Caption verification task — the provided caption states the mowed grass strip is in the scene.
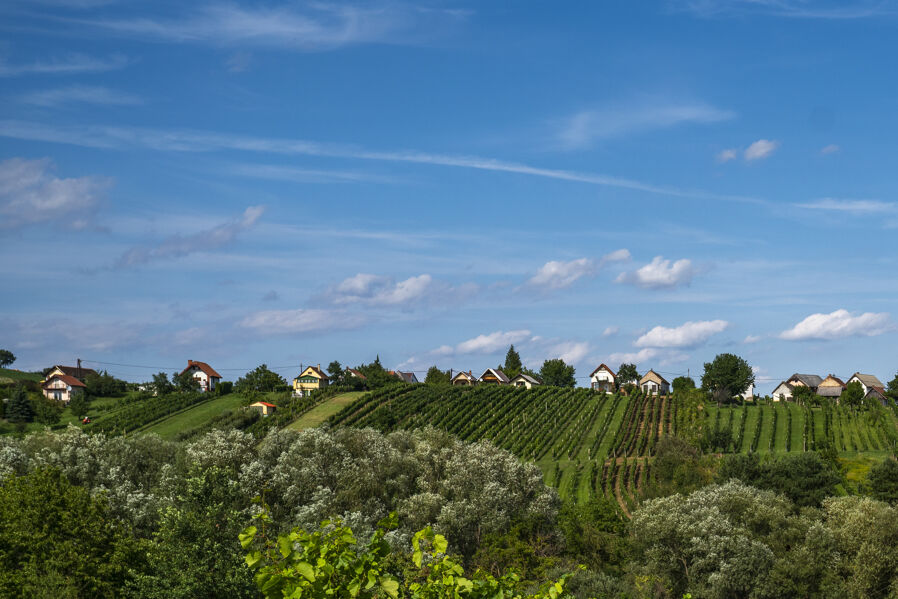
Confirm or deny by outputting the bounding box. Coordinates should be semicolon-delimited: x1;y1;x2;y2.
773;404;789;452
287;392;366;431
788;403;804;452
142;393;246;439
757;405;774;454
740;405;759;452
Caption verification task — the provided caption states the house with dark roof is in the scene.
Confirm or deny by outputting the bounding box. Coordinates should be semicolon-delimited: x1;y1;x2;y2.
293;365;329;397
589;364;616;393
478;368;510;385
180;360;222;392
450;371;476;386
639;370;670;395
42;373;86;403
394;371;419;384
771;373;823;401
847;373;885;396
45;364;98;382
510;373;541;389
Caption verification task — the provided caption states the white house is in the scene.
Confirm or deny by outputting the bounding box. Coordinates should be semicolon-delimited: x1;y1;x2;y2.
771;373;823;401
450;371;476;386
740;383;755;401
180;360;222;392
41;373;86;403
478;368;510;385
639;370;670;396
847;372;885;395
509;373;541;389
589;364;616;393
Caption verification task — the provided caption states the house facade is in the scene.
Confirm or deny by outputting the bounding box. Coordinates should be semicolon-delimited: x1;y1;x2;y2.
41;373;85;403
249;401;277;416
771;373;823;401
451;371;476;386
180;360;222;392
816;375;846;399
847;373;885;396
293;365;329;397
639;370;670;395
589;364;616;393
478;368;510;385
510;373;540;389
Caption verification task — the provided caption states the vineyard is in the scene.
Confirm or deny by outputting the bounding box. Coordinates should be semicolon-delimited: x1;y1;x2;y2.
328;385;898;515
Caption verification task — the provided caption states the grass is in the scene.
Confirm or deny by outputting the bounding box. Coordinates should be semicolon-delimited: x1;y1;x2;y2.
0;368;43;383
141;393;246;439
286;392;366;431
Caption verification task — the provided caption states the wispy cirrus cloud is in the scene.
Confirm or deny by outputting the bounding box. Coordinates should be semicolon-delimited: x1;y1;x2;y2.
635;319;729;348
615;256;697;289
322;273;477;308
433;330;533;357
820;144;840;155
0;53;128;77
0;120;763;204
557;99;734;149
116;205;264;267
779;309;892;341
69;3;468;50
0;157;109;230
676;0;894;19
239;308;366;335
19;85;142;107
797;198;897;215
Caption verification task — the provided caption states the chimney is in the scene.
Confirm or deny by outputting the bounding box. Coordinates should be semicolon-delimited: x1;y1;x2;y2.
317;364;321;371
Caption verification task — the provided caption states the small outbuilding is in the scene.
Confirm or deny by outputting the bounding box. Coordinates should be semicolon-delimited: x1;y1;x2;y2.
509;373;541;389
249;401;277;417
639;370;670;396
450;371;476;386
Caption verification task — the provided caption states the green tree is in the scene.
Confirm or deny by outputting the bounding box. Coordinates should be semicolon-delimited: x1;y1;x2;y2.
326;360;347;386
503;345;523;379
0;467;137;597
701;353;754;402
151;372;173;395
616;363;638;388
840;381;865;409
868;458;898;503
5;384;34;423
33;395;64;425
717;451;841;508
357;357;397;389
791;385;817;406
888;371;898;400
672;376;695;394
235;364;286;394
68;392;91;420
173;370;201;393
539;359;575;387
424;366;451;385
0;350;15;368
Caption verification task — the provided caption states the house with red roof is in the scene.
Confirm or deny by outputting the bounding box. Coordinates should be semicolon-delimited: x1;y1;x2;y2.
180;360;222;392
42;373;86;403
249;401;277;417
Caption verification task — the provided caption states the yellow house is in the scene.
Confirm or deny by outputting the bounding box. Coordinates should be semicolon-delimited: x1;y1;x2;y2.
293;365;329;397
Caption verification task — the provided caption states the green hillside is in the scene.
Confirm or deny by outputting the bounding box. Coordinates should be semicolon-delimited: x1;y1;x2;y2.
0;368;43;384
141;393;246;439
327;385;898;513
286;392;365;431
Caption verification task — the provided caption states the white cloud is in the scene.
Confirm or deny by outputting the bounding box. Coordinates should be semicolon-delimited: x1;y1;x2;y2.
820;144;840;155
615;256;696;289
779;309;892;341
0;120;763;205
547;341;591;364
716;148;738;163
116;205;264;267
602;326;619;337
240;308;364;335
607;347;660;365
327;273;476;308
558;100;734;149
797;198;896;215
0;157;109;229
743;334;761;344
20;85;142;107
436;330;532;356
0;53;128;77
527;258;596;290
599;248;631;266
744;139;779;161
635;320;729;348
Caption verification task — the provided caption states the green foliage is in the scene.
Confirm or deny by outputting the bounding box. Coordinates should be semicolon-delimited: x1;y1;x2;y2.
557;498;627;571
0;350;15;368
357;357;401;390
424;366;451;385
327;360;344;380
6;384;33;423
151;372;174;395
83;371;127;397
173;370;201;393
840;381;865;409
33;394;64;425
217;380;234;395
717;451;842;507
790;385;817;406
0;468;136;597
701;353;754;398
67;392;91;420
236;364;287;394
504;345;523;379
242;511;572;599
888;371;898;400
616;363;638;387
867;458;898;503
645;435;712;498
539;359;575;388
671;376;695;394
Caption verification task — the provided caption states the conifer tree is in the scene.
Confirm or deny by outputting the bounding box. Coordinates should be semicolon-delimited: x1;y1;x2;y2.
6;384;34;423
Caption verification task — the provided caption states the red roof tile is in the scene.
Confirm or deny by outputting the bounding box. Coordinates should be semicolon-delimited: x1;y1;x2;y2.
42;374;86;388
181;360;222;379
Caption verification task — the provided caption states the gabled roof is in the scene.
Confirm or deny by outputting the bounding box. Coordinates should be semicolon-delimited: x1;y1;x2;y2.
816;386;843;397
478;368;510;383
510;373;541;385
787;373;823;388
250;401;277;408
589;363;616;378
395;371;418;384
639;369;669;386
849;373;885;388
451;370;475;382
819;374;846;387
865;387;887;401
49;365;98;379
181;360;222;379
297;365;328;380
42;373;86;388
345;367;366;379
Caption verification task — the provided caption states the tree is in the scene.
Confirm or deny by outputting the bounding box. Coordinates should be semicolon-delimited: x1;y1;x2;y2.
424;366;451;385
5;384;33;423
0;350;15;368
68;392;91;420
151;372;174;395
33;396;63;425
701;353;754;401
840;381;865;409
326;361;346;386
791;385;817;406
888;371;898;400
617;363;638;388
716;451;841;508
672;376;695;394
173;370;201;393
868;458;898;503
539;359;575;387
235;365;287;394
503;345;523;379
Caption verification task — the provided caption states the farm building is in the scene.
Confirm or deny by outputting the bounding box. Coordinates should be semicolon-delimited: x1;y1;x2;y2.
450;371;476;386
847;373;885;396
510;373;541;389
45;364;98;381
293;365;329;397
345;367;366;380
589;364;616;392
391;371;419;384
639;370;669;396
180;360;222;392
816;374;846;399
41;373;85;403
478;368;510;385
249;401;277;416
771;373;823;401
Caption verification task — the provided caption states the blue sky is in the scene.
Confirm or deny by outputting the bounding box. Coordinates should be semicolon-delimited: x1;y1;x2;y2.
2;0;897;392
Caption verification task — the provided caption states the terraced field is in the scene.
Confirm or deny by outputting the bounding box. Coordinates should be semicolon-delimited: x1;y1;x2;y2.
327;385;898;514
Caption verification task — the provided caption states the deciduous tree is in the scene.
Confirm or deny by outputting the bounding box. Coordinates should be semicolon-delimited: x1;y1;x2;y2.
701;353;754;401
424;366;451;385
539;359;575;387
235;364;286;394
0;350;15;368
616;363;638;388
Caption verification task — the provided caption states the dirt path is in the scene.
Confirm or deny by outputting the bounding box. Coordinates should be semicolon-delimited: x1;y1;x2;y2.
613;464;631;518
